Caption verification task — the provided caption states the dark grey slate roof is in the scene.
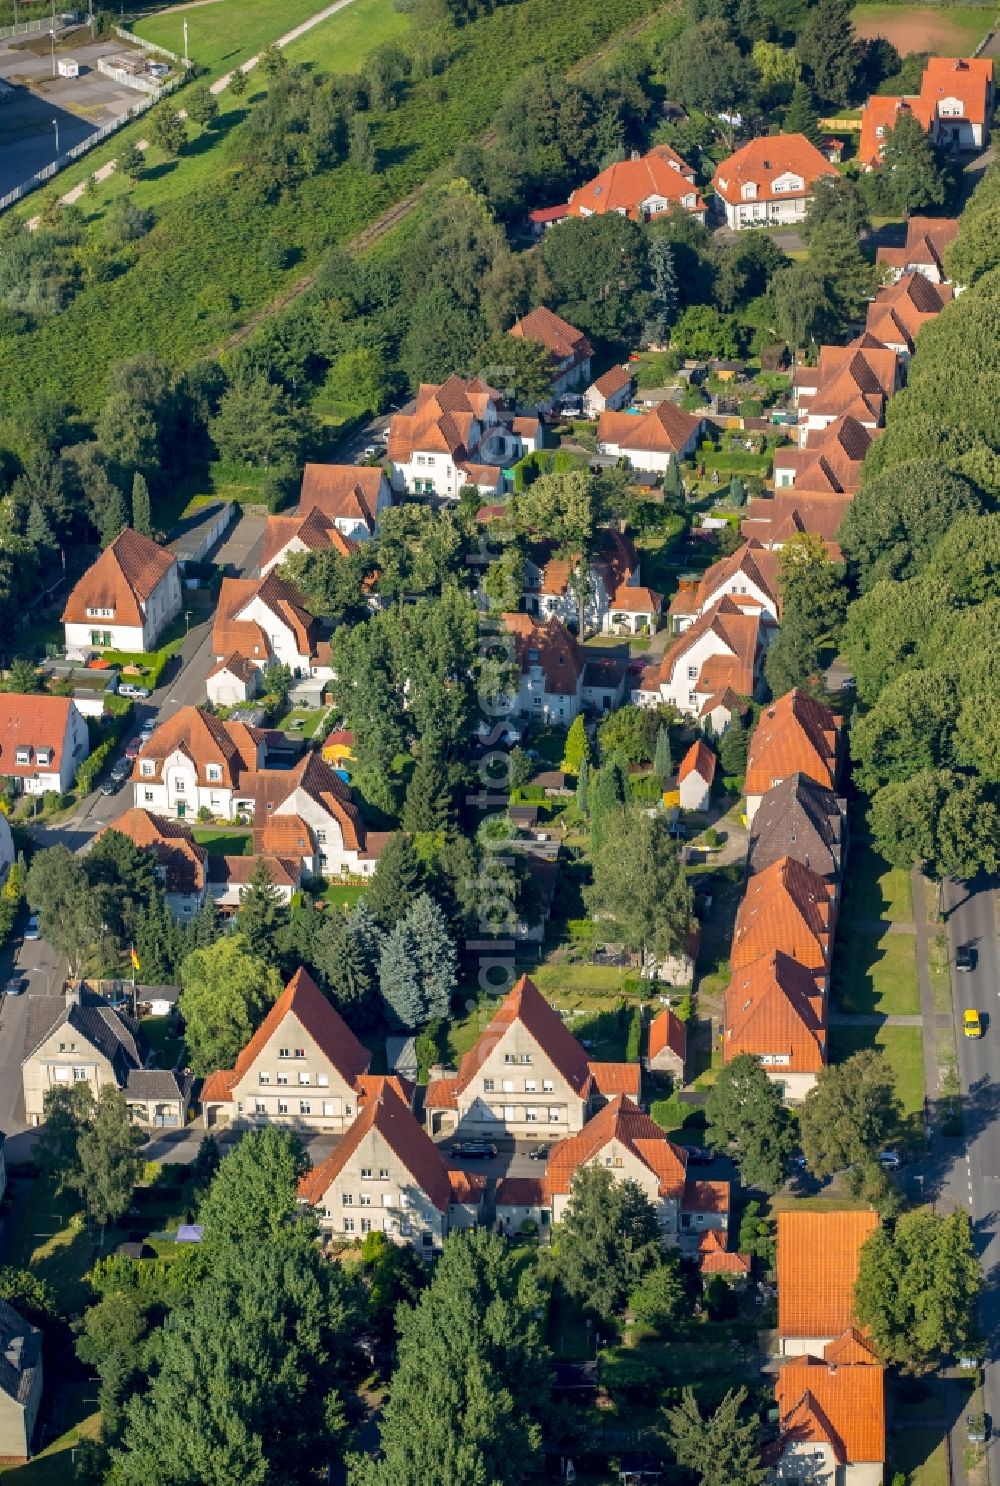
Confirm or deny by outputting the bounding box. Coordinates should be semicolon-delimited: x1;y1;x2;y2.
746;772;845;882
23;996;147;1087
0;1299;42;1409
124;1069;190;1101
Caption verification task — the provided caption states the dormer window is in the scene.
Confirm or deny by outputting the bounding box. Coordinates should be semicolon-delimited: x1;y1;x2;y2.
15;747;31;766
140;760;155;777
36;747;52;766
741;182;757;200
206;764;222;782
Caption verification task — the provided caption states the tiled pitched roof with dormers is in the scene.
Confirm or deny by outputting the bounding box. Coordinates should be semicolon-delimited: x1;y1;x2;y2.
863;271;951;352
776;1359;885;1466
598;399;701;456
876;215;959;280
0;695;80;783
437;974;593;1103
796;345;899;425
501;613;583;696
251;752;386;861
201;967;371;1105
297;464;385;532
62;528;176;629
740;493;852;560
773;415;873;495
96;807;208;895
545;1094;687;1200
690;539;782;617
132;706;263;791
723;950;827;1072
746;773;844;882
508;306;592;366
713;133;837;205
297;1082;455;1211
387;376;503;467
731;856;835;976
776;1209;878;1339
212;572;318;666
745;689;840;800
658;596;762;698
567;145;704;220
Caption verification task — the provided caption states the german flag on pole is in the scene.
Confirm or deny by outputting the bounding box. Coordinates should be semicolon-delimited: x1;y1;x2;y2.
130;946;140;972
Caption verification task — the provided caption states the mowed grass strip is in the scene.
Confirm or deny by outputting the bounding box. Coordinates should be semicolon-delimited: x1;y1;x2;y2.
829;1023;925;1119
834;929;920;1017
135;0;330;76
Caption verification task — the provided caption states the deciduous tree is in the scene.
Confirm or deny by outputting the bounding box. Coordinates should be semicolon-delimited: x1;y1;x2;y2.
588;806;692;966
705;1053;793;1193
555;1165;662;1321
178;935;282;1074
799;1050;901;1178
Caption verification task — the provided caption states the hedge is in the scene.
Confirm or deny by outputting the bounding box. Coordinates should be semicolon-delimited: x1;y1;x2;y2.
76;704;133;795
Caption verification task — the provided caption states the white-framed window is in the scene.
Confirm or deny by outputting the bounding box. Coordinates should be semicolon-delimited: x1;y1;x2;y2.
543;1079;554;1093
278;1048;289;1059
378;1168;388;1180
254;1100;266;1114
361;1167;372;1178
140;760;156;777
52;1066;70;1082
299;1101;311;1115
317;1074;329;1087
294;1047;305;1058
278;1100;289;1114
343;1217;355;1233
144;790;154;802
298;1072;311;1085
360;1193;372;1207
525;1079;536;1092
484;1078;494;1092
322;1100;336;1116
174;778;185;792
15;747;30;765
277;1072;288;1086
343;1193;353;1206
73;1067;88;1081
206;764;222;782
502;1079;514;1093
259;1072;270;1084
361;1217;372;1233
525;1107;538;1123
548;1108;562;1123
382;1193;394;1208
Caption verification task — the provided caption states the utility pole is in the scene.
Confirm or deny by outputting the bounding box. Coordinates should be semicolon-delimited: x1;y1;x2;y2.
49;27;55;76
183;18;188;67
52;116;59;156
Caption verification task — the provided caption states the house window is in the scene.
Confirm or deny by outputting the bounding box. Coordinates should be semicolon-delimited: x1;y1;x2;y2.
278;1100;289;1114
294;1048;305;1058
317;1074;329;1087
279;1048;290;1058
254;1100;266;1114
72;1067;88;1081
174;778;185;792
548;1108;562;1124
299;1101;311;1115
525;1079;536;1092
361;1167;372;1179
15;748;30;765
378;1168;389;1180
689;692;698;705
382;1193;394;1208
525;1108;538;1123
343;1217;355;1233
140;761;155;777
502;1079;514;1093
52;1066;70;1082
298;1072;311;1085
259;1072;270;1084
686;666;697;680
316;830;326;844
144;790;154;803
206;764;222;782
360;1193;372;1206
361;1218;372;1233
343;1193;353;1205
543;1080;554;1093
277;1072;288;1086
484;1078;495;1092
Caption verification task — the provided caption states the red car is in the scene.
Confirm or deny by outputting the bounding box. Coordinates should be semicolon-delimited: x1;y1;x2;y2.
124;739;141;761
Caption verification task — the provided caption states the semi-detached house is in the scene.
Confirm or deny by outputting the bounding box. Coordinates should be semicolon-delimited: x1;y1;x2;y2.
62;528;181;655
711;133;837;230
793;345;901;443
730;855;837;997
298;1083;482;1252
773;415;873;495
744;689;841;824
212;571;331;680
597;400;704;474
723;949;827;1100
666;539;782;635
507;307;592;399
424;974;640;1141
634;596;764;719
860;55;994;168
544;1094;687;1234
259;508;358;579
388;376;542;498
0;694;89;798
297;463;390;540
860;272;952;358
875;215;958;284
132;706;263;822
746;773;845;885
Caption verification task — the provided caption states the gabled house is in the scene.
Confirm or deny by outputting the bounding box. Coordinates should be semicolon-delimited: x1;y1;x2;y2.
565;145;705;223
723;949;827;1100
252;752;391;878
746;773;845;884
205;652;262;708
96;807;208;918
387;376;542;498
744;689;841;824
423;974;640;1140
635;596;764;719
711;134;837;229
774;1353;885;1486
731;856;836;993
545;1094;687;1233
697;1227;751;1279
0;1300;43;1464
740;492;853;562
297;464;390;540
212;572;330;680
62;528;181;654
132;706;263;821
298;1083;481;1252
876;215;959;284
22;988;191;1128
776;1210;879;1356
529;529;641;636
678;737;716;812
647;1007;686;1080
597;400;704;473
0;695;89;797
508;307;593;397
584;365;634;419
773;415;873;495
666;539;782;634
861;271;952;357
201;967;373;1131
260;508;358;578
500;613;585;724
606;585;663;637
793;346;901;441
860;56;994;168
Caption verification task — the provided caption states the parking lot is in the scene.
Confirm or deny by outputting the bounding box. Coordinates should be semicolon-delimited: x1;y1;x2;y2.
0;29;149;195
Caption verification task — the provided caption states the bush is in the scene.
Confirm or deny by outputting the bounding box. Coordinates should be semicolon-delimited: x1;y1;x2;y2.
703;827;720;848
625;1005;642;1062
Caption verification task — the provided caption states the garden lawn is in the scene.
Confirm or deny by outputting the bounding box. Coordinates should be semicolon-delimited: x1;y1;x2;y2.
275;706;330;739
852;4;990;55
190;827;252;855
322;881;369;909
888;1426;949;1486
0;1382;101;1482
829;1023;925;1121
141;1015;186;1069
135;0;332;77
833;929;920;1017
2;1177;98;1317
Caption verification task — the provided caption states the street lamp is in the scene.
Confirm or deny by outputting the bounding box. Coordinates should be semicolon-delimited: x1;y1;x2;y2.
52;117;59;158
49;28;55;77
183;19;189;67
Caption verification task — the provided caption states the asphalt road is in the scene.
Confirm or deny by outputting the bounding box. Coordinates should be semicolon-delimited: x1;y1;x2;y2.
944;873;1000;1470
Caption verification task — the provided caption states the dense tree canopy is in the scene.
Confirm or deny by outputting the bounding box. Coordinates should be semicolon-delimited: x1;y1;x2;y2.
706;1053;794;1192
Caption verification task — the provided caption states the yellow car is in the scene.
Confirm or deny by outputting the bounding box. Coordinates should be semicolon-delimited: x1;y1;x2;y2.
964;1009;984;1039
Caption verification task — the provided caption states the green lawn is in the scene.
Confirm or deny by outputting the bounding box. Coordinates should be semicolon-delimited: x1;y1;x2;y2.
888;1426;950;1486
829;1023;925;1121
322;881;369;910
3;1177;99;1317
0;1382;101;1482
135;0;334;77
141;1014;186;1069
833;929;920;1017
275;706;330;739
190;827;252;855
841;840;912;925
282;0;411;72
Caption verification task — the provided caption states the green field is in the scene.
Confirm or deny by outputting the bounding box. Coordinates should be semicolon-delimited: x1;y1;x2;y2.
851;4;991;57
830;1023;925;1121
282;0;411;72
135;0;340;77
834;930;920;1017
190;827;252;855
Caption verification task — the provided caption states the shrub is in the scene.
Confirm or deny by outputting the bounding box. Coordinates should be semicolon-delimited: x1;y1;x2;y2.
703;826;720;848
625;1005;642;1062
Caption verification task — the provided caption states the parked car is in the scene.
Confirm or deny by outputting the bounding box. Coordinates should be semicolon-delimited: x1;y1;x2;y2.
964;1008;984;1040
877;1150;901;1170
956;943;976;972
451;1141;497;1160
967;1413;989;1443
99;774;125;796
124;739;142;761
527;1145;549;1162
119;682;151;700
4;975;27;997
362;445;380;460
679;1144;714;1166
140;720;157;740
24;914;40;940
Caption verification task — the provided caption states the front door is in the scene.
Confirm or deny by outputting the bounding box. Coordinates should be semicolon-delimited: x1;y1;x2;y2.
177;801;186;819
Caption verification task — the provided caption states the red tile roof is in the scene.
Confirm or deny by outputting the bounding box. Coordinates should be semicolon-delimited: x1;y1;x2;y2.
297;464;385;532
776;1356;885;1465
133;706;262;791
508;306;592;364
261;508;357;572
0;694;80;782
864;272;951;352
297;1082;454;1211
776;1210;878;1339
545;1094;687;1200
495;1176;547;1207
731;856;835;976
683;1178;729;1214
824;1327;880;1366
387;376;502;468
648;1007;686;1064
658;596;762;699
423;1075;459;1110
922;54;993;124
202;967;371;1103
592;364;633;398
876;216;958;279
568;145;704;220
740;493;852;560
96;807;207;894
207;652;258;684
699;1228;751;1275
212;572;318;666
447;1169;486;1204
62;528;176;628
679;737;717;786
724;950;827;1072
745;689;840;799
610;583;662;614
598;400;701;456
501;613;583;696
773;416;873;496
588;1061;642;1099
453;974;593;1098
713;133;836;204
